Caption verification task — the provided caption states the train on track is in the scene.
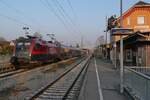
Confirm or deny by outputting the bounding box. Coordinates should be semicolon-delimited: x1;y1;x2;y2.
10;35;87;69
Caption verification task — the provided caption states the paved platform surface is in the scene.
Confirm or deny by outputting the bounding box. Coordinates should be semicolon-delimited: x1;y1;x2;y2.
78;57;131;100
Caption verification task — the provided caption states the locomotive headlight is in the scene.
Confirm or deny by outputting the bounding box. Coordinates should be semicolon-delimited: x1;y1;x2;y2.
25;43;30;46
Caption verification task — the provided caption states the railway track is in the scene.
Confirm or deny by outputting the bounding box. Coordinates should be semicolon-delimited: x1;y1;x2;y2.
26;56;91;100
0;57;86;99
0;57;80;78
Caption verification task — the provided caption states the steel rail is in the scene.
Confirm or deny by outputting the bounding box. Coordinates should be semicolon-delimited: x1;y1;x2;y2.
62;57;90;100
27;56;90;100
0;57;80;78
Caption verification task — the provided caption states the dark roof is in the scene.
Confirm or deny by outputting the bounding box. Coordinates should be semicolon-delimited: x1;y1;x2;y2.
135;1;150;6
116;31;150;44
0;41;10;46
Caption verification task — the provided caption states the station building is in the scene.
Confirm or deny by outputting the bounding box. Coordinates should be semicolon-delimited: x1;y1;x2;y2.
110;1;150;67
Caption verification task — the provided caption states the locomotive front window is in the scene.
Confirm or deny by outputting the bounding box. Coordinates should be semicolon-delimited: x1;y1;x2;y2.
16;42;30;51
15;42;30;58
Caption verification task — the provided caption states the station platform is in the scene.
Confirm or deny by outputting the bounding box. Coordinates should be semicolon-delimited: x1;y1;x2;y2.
78;57;131;100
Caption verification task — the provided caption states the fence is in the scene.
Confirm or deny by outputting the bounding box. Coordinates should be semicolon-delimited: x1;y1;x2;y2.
124;67;150;100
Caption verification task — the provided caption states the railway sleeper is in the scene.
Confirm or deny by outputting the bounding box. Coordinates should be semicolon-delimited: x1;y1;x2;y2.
44;91;67;94
47;87;68;90
39;94;64;99
29;57;90;100
45;89;67;93
38;97;63;100
42;92;65;96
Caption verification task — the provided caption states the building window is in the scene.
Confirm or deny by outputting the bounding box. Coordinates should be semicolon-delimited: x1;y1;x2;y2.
127;17;130;25
126;49;132;62
137;16;145;25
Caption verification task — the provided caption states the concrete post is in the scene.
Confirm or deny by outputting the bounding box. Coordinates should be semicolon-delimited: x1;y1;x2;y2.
120;0;124;93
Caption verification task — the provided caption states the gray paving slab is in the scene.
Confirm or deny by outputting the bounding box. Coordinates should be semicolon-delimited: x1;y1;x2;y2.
95;58;129;100
78;59;99;100
78;58;131;100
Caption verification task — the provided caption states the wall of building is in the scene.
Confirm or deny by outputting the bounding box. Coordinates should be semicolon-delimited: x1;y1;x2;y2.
145;44;150;67
123;7;150;32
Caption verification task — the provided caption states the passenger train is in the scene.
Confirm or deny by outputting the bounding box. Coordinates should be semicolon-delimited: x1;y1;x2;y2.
10;35;86;69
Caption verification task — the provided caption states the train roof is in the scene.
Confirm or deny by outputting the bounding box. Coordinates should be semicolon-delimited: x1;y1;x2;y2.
61;44;80;50
15;35;83;50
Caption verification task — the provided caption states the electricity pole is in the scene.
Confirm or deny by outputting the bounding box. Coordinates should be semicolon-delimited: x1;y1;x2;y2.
105;16;108;59
120;0;124;93
81;36;83;49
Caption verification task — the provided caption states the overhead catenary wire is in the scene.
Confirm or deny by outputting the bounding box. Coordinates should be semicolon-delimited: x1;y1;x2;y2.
66;0;77;20
53;0;82;34
0;13;31;28
66;0;82;33
51;0;71;26
40;0;72;34
51;0;83;47
51;0;78;34
54;0;76;27
40;0;82;36
0;0;42;30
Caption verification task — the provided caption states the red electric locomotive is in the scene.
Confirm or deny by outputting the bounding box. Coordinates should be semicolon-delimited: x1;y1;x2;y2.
10;35;83;69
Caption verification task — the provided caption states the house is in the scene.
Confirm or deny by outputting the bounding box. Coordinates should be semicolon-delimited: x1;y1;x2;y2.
110;1;150;67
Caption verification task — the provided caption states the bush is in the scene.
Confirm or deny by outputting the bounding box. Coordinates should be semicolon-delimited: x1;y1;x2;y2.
0;45;13;55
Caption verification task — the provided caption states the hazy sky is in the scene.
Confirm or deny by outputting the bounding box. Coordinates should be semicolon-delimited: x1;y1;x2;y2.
0;0;149;48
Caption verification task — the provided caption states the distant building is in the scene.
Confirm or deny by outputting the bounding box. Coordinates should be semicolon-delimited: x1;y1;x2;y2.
110;1;150;67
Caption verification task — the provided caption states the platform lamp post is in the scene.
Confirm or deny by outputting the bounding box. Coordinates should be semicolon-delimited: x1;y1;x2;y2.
120;0;124;93
113;42;117;69
104;16;108;59
104;30;107;59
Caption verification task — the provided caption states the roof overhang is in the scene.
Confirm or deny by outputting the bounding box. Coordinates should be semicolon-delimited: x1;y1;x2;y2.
116;31;150;45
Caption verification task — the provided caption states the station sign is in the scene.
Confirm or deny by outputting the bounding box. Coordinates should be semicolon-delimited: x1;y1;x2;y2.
111;28;133;35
